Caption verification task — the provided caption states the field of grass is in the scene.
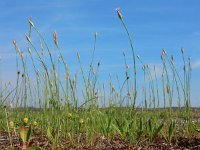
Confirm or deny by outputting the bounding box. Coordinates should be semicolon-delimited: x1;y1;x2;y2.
0;9;199;150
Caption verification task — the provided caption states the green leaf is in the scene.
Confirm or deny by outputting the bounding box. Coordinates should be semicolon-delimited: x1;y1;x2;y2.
195;128;200;133
20;126;28;143
47;127;53;141
168;120;175;143
148;119;152;133
153;123;164;138
27;126;32;142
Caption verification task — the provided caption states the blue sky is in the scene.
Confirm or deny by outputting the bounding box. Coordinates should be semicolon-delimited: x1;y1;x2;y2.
0;0;200;106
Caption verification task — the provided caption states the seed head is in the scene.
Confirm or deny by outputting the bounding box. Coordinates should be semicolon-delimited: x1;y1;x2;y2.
25;34;32;44
13;40;17;47
166;85;170;94
137;55;140;60
43;73;46;79
162;49;167;56
22;73;25;78
116;8;123;20
53;31;58;48
181;48;184;54
77;52;80;60
65;72;69;79
126;64;129;69
28;47;31;54
171;55;174;62
29;17;34;28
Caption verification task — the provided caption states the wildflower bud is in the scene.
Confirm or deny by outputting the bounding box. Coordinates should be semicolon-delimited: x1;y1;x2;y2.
9;121;14;129
23;117;29;124
32;121;37;126
116;8;123;20
53;31;58;48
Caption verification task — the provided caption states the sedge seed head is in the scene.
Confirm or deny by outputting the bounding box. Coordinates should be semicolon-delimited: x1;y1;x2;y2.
77;52;80;60
29;17;34;27
53;31;59;48
25;34;32;44
116;8;123;20
181;48;184;54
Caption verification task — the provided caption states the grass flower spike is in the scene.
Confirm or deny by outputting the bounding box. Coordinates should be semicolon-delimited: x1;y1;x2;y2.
116;8;123;20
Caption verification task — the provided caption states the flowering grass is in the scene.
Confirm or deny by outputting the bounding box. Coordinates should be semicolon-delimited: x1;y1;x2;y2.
0;8;199;149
